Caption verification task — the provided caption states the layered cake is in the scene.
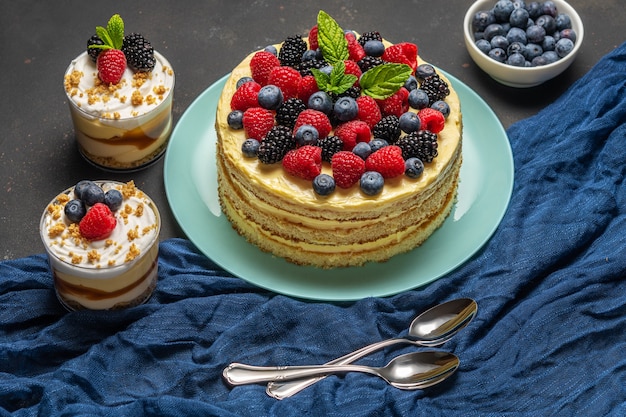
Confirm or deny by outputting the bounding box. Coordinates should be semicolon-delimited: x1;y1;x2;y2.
40;180;160;310
64;14;175;170
215;11;462;268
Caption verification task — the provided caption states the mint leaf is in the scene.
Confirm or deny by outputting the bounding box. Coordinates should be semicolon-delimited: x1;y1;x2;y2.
316;10;348;65
311;62;357;95
311;68;330;90
107;14;125;50
360;63;412;99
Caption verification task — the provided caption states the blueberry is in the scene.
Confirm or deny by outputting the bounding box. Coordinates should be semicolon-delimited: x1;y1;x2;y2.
472;10;496;32
526;24;546;44
535;15;556;34
312;174;335;196
364;40;385;57
483;23;505;41
258;85;283;110
507;41;526;56
302;49;318;61
490;35;509;50
264;45;278;55
104;189;123;212
475;39;492;55
541;1;558;17
507;52;527;67
404;157;424;179
431;101;450;118
360;171;384;196
399;111;421;133
488;47;507;63
82;183;105;206
493;0;515;22
542;35;556;51
404;75;418;91
308;91;333;115
227;110;244;129
241;138;260;158
74;180;96;200
369;138;388;152
320;65;333;76
64;199;86;223
352;142;372;160
509;8;529;28
294;124;319;146
531;55;548;66
506;27;527;44
526;1;542;19
334;96;358;122
523;43;543;61
416;64;436;79
555;14;572;31
542;50;559;64
555;38;574;58
236;76;254;89
559;29;577;44
408;89;429;110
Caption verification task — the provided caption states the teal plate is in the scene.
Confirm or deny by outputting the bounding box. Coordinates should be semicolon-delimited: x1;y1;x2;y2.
164;71;514;301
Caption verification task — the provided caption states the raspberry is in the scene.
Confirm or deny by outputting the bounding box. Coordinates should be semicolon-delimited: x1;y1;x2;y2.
346;34;366;62
282;145;322;180
250;51;281;85
375;87;409;118
382;42;418;72
334;120;371;151
365;145;405;179
79;203;117;240
418;108;446;133
298;75;319;103
308;25;319;50
230;81;261;111
96;49;127;84
242;107;275;140
267;66;302;100
293;109;332;139
343;60;362;85
356;95;382;128
331;151;366;189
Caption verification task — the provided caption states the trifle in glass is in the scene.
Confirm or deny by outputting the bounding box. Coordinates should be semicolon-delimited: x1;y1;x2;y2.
40;180;160;310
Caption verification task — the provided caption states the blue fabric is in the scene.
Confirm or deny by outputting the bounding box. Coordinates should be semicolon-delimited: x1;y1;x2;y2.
3;43;626;417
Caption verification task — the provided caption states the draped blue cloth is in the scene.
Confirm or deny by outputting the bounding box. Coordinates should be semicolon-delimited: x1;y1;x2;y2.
2;42;626;416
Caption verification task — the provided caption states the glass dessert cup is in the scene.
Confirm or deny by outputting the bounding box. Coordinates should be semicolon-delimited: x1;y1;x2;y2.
40;181;161;311
65;51;175;172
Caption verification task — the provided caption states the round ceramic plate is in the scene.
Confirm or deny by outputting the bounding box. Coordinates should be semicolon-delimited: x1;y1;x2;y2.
164;71;514;301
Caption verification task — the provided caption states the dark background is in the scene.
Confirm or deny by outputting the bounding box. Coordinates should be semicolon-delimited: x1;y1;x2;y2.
1;0;622;260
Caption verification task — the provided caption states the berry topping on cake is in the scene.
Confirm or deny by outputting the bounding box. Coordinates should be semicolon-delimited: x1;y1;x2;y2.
79;203;117;240
122;33;156;72
89;14;127;84
282;145;323;180
225;10;456;196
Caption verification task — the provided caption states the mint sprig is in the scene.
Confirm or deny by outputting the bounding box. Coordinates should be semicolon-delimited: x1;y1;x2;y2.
90;14;125;50
311;61;358;95
316;11;349;65
360;63;412;100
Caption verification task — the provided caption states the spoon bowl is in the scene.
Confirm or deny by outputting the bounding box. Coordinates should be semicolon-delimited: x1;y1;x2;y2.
224;351;460;390
267;298;477;399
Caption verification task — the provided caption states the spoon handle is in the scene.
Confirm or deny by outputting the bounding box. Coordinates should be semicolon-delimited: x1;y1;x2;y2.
224;362;378;386
266;337;411;399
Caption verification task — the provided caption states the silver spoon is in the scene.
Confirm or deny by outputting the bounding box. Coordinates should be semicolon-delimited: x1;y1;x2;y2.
223;351;459;390
267;298;477;399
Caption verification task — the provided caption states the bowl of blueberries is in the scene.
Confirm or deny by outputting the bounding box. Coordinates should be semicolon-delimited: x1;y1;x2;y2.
464;0;583;87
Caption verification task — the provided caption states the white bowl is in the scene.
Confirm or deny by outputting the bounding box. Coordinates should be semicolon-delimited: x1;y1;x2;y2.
464;0;584;88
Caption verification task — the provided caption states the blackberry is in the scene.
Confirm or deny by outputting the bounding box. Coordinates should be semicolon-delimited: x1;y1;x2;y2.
420;74;450;105
329;85;361;102
357;56;384;72
122;33;156;72
372;115;401;143
358;31;383;47
258;126;295;164
275;98;306;129
317;136;343;163
297;58;328;77
278;35;307;68
396;130;439;163
87;35;104;62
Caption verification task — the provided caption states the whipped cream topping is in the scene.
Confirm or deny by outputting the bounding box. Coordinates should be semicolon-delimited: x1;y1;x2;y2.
64;51;174;120
40;181;159;272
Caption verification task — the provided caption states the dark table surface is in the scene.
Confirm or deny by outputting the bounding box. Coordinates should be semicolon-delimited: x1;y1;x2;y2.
1;0;622;261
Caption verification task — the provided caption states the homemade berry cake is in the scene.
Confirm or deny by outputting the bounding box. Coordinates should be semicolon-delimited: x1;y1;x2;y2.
215;11;462;268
